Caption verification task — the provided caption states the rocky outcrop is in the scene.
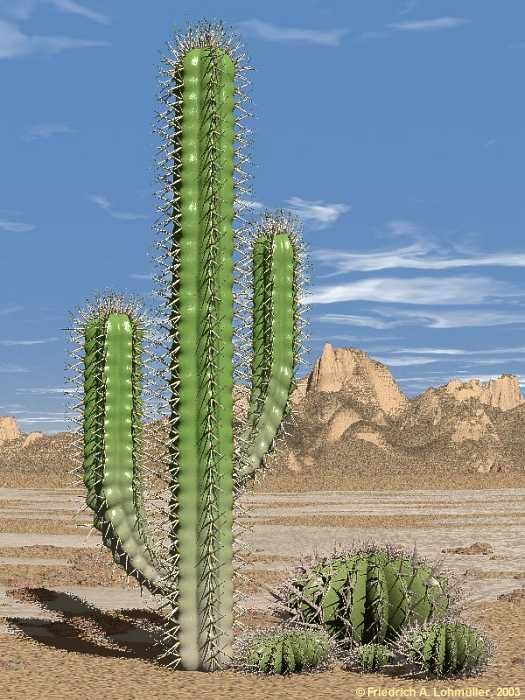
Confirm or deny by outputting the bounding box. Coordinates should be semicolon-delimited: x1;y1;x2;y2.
444;375;523;412
22;432;44;448
326;407;361;442
306;343;408;418
0;417;21;445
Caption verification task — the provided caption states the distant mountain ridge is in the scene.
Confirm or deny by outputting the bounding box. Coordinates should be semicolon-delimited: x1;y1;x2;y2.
1;342;524;474
276;343;525;475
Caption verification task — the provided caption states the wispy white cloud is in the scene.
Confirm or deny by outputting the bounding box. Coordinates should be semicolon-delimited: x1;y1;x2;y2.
317;308;525;330
18;415;67;424
1;0;111;24
312;239;525;277
0;337;58;346
0;304;23;315
237;19;348;47
286;196;351;230
87;194;148;221
48;0;110;25
304;275;517;306
385;219;422;238
310;335;403;342
0;364;28;373
22;122;74;142
378;345;525;356
454;372;525;385
16;386;76;394
0;217;35;232
129;273;153;280
388;17;470;32
0;19;108;59
374;356;437;366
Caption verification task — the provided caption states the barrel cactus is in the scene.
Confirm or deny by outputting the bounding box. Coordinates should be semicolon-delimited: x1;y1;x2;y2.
67;21;309;672
233;627;334;675
396;621;493;677
346;643;394;673
274;543;459;647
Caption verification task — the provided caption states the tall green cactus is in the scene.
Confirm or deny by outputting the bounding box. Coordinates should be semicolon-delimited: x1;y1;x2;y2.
69;22;308;672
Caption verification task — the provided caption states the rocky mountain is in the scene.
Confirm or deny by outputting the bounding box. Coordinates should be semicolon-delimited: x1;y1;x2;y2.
276;343;525;475
2;343;525;475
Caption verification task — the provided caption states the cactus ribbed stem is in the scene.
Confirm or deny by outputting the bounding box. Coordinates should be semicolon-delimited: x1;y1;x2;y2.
239;232;297;480
101;314;164;584
83;318;105;516
171;45;235;671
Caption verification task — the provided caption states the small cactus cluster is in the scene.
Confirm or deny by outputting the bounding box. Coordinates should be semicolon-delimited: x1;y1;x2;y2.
347;643;394;673
234;542;492;679
233;626;334;675
396;621;493;678
274;543;455;646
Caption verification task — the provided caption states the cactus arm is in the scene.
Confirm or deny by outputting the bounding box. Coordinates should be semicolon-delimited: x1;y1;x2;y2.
83;318;105;516
101;313;164;584
245;236;272;431
238;232;297;479
174;45;235;671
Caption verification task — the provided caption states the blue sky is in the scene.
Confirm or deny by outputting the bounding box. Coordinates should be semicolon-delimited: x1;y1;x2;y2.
1;1;525;433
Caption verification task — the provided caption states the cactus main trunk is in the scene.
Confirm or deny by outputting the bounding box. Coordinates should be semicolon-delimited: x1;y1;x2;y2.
168;44;235;671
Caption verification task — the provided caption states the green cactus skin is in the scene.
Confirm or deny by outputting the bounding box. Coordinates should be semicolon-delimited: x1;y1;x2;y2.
166;43;236;672
240;629;332;674
82;318;105;518
237;227;300;481
155;30;306;671
80;301;166;592
102;314;163;584
71;23;308;674
398;622;492;677
279;546;451;646
348;643;393;673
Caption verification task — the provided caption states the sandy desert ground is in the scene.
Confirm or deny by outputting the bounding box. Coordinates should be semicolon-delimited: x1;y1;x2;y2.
0;467;524;699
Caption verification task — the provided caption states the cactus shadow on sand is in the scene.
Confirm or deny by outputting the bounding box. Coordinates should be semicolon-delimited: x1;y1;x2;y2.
3;586;168;665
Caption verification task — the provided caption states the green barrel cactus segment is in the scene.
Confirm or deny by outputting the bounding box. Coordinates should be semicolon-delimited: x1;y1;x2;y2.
72;295;167;593
397;622;493;677
275;544;454;646
347;643;394;673
234;627;333;675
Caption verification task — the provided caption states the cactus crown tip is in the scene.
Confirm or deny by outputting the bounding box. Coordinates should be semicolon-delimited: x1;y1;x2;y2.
163;19;250;69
